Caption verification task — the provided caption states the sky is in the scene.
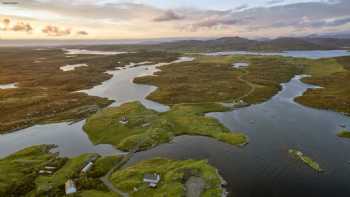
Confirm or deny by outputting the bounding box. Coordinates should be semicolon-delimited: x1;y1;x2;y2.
0;0;349;39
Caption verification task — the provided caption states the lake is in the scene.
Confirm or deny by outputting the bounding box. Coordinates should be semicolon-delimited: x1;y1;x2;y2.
1;50;350;196
126;75;350;197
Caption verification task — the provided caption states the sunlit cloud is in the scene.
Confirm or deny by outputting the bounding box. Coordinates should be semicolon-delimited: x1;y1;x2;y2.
42;25;71;36
0;0;349;39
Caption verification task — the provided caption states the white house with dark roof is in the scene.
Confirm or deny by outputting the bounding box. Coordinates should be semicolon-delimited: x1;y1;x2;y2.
143;173;161;188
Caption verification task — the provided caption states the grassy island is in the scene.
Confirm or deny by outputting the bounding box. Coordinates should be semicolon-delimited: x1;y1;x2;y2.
337;130;350;138
0;145;123;197
289;149;324;172
110;158;225;197
134;55;302;105
84;101;248;151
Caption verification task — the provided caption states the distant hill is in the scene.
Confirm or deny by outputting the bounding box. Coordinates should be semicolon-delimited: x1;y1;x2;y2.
145;36;350;52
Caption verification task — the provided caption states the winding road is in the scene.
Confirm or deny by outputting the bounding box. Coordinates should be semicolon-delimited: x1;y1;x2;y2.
236;69;256;101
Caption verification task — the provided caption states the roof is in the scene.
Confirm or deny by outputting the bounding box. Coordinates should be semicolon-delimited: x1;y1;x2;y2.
65;179;77;194
143;173;160;182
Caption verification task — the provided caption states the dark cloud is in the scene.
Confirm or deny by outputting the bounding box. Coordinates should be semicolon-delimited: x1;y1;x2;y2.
76;30;88;35
305;17;350;28
153;10;184;22
267;0;285;5
178;0;349;33
42;25;71;36
234;4;249;11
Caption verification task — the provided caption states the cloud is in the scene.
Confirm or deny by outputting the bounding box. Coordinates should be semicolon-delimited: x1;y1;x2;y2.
42;25;71;36
11;22;33;32
267;0;285;5
2;18;10;29
234;4;249;11
153;10;184;22
3;0;350;38
1;18;33;33
76;30;88;35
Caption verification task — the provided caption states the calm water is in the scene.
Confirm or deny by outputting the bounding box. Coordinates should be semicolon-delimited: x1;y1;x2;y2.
0;56;193;157
63;49;130;55
0;83;17;89
203;50;350;59
60;63;88;71
233;62;249;68
126;75;350;197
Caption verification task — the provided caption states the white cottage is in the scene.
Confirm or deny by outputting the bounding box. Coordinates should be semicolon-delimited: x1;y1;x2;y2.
65;179;77;195
143;173;161;188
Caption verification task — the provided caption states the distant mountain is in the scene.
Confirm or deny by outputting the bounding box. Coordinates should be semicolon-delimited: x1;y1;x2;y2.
146;36;350;52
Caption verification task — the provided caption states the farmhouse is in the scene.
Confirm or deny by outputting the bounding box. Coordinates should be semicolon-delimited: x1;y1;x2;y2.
143;173;161;188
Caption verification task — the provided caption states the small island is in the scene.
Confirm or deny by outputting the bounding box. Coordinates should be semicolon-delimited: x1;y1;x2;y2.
110;158;226;197
337;130;350;138
83;101;248;151
289;149;324;172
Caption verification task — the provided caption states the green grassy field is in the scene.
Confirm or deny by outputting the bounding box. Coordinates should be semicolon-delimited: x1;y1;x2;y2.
0;145;64;196
78;190;121;197
84;101;247;151
110;158;224;197
0;145;123;196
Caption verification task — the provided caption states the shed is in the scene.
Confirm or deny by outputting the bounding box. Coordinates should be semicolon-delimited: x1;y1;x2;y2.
81;162;94;174
119;116;129;124
143;173;161;187
65;179;77;195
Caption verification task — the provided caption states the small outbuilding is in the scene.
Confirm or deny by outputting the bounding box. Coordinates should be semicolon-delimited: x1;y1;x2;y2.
81;162;94;174
143;173;161;188
65;179;77;195
119;116;129;125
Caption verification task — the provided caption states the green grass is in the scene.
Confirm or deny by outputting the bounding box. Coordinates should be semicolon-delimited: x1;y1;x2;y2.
337;130;350;138
289;149;324;172
87;156;123;178
0;145;62;196
34;153;98;195
110;158;224;197
84;102;247;151
78;190;121;197
0;145;124;196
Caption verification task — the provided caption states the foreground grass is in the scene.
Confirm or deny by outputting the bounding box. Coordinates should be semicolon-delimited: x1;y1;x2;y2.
289;149;324;172
0;145;64;196
84;102;247;151
110;158;224;197
337;130;350;138
0;48;179;133
79;190;121;197
0;145;122;196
